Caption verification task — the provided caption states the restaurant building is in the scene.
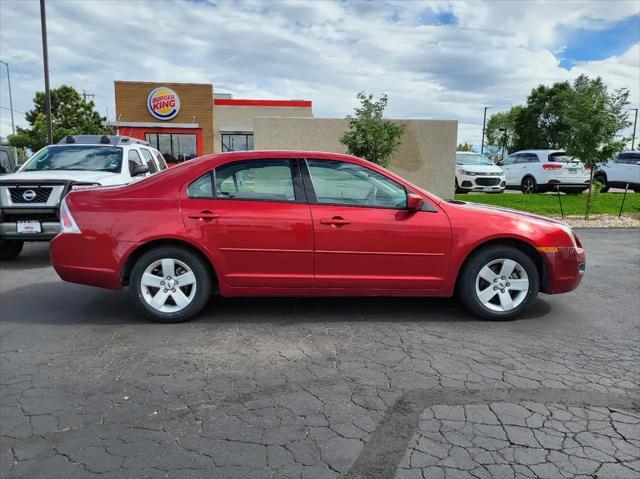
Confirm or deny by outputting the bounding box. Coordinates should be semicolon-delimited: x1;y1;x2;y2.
112;81;457;198
112;81;312;163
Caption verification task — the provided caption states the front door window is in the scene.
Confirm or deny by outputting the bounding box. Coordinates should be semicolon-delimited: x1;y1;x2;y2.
306;159;407;209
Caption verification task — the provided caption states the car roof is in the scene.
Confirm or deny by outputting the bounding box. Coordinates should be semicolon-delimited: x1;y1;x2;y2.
511;150;566;155
204;150;363;161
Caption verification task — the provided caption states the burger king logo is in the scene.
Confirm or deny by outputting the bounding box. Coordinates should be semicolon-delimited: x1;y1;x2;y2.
147;87;180;120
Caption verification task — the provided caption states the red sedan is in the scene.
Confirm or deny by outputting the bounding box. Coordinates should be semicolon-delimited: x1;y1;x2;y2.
50;151;585;322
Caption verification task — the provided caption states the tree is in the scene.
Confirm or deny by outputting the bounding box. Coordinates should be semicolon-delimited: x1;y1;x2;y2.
486;106;522;155
457;142;475;152
564;75;630;219
513;81;572;150
8;85;110;152
341;92;405;168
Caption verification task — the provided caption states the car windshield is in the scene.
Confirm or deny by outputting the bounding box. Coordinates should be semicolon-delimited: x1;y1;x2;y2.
456;153;493;166
22;146;123;172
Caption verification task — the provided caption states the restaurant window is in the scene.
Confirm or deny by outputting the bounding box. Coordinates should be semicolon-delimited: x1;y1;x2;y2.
145;133;197;164
221;133;254;152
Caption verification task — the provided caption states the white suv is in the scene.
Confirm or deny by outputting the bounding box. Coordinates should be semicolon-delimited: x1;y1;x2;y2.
455;152;505;193
594;151;640;193
0;135;167;260
500;150;590;194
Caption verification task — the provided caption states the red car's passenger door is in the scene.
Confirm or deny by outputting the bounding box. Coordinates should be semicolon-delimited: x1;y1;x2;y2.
181;158;314;289
303;159;451;290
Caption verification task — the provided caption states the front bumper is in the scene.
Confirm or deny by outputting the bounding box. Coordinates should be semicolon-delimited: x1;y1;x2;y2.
541;246;586;294
458;175;506;192
0;221;60;240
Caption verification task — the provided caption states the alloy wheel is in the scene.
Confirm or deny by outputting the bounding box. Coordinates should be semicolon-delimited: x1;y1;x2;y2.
474;258;529;312
522;178;535;194
140;258;197;313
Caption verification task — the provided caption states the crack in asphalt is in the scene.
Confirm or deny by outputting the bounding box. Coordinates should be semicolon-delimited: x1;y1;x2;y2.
343;388;640;479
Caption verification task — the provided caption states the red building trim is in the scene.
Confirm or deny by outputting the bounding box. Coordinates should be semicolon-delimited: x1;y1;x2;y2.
214;99;312;108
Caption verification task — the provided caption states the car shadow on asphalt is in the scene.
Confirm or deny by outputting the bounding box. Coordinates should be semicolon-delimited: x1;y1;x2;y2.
0;246;52;271
1;280;552;326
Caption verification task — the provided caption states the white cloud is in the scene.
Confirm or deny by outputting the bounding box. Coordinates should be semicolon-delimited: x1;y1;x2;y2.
0;0;638;147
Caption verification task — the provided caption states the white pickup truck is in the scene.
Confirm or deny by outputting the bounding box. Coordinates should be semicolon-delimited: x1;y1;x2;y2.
0;135;167;260
594;150;640;193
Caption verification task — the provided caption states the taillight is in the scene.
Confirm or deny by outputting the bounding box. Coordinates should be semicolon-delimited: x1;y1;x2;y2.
60;198;81;234
543;164;562;170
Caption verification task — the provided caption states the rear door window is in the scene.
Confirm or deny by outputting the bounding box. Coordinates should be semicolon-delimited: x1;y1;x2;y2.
140;149;158;173
214;159;297;202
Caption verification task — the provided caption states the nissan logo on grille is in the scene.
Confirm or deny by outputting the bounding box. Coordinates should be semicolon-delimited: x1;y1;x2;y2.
22;189;37;201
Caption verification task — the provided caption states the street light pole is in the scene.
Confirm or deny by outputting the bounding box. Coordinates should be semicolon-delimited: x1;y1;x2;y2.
480;106;489;154
0;59;16;136
39;0;53;145
630;108;638;150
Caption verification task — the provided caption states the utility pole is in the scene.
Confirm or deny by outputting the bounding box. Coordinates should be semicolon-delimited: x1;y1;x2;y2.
0;59;15;136
40;0;53;145
630;108;638;150
81;90;95;102
480;106;489;154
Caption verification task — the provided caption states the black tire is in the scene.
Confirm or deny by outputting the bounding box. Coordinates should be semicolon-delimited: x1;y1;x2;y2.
521;176;537;194
594;173;609;192
458;245;540;320
455;179;468;194
0;240;24;261
129;246;212;322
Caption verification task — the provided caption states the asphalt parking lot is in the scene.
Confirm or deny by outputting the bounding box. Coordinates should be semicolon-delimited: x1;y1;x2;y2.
1;229;639;479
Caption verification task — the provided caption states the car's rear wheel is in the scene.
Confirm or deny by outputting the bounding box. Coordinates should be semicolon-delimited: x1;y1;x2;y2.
521;176;537;194
458;245;539;320
594;173;609;192
130;246;212;322
0;240;24;260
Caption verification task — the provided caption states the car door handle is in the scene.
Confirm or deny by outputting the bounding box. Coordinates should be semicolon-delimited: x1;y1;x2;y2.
188;210;220;222
320;216;351;226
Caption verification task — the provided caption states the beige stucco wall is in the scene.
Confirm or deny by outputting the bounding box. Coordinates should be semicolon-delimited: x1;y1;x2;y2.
213;106;313;153
253;117;457;198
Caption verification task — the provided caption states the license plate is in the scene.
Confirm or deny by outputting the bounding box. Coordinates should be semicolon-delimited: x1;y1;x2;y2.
16;221;42;234
568;168;577;174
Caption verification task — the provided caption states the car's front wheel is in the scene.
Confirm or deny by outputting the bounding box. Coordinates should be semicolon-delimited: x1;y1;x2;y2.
129;246;212;322
458;245;540;320
0;240;24;261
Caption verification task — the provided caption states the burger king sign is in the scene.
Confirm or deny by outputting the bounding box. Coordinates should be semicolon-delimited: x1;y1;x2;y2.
147;87;180;120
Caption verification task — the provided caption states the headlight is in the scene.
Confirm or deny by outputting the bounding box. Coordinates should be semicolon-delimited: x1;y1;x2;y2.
71;183;100;190
459;169;477;176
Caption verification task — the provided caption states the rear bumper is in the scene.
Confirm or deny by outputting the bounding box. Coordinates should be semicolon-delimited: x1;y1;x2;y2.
50;234;137;290
541;246;586;294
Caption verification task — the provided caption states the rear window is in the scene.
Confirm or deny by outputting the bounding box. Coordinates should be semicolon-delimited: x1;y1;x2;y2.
22;146;123;172
548;152;573;162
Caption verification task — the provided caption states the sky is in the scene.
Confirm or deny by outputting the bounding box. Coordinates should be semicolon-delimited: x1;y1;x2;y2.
0;0;638;148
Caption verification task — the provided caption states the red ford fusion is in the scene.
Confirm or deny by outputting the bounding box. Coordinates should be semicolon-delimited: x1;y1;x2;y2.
50;151;585;322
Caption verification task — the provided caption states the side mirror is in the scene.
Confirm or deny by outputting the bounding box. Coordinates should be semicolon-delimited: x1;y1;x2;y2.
129;161;149;176
406;193;424;212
